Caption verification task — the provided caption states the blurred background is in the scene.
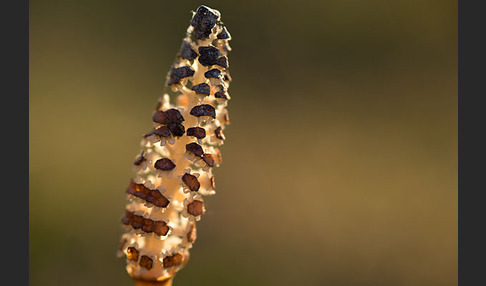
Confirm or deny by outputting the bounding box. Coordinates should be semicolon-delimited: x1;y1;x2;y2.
29;0;457;285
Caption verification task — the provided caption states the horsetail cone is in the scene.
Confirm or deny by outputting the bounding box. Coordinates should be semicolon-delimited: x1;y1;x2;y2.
118;6;232;283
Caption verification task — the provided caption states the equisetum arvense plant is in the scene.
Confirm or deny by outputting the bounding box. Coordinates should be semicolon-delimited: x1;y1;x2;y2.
118;6;232;286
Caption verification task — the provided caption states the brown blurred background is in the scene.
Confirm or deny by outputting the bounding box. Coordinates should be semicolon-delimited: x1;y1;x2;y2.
29;0;457;285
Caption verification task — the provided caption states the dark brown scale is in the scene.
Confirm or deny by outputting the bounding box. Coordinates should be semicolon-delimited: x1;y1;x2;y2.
126;180;150;200
216;56;228;68
126;180;170;208
214;126;225;140
182;173;200;192
127;247;139;261
190;104;216;118
152;111;169;124
146;189;170;208
133;152;145;166
217;27;230;39
121;210;133;225
214;90;228;99
191;83;211;95
186;142;204;157
186;127;206;139
154;126;171;137
163;253;184;268
202;153;215;167
186;222;197;243
154;221;170;236
141;218;154;233
154;158;176;171
131;215;144;229
167;66;195;85
140;256;153;270
164;109;185;123
190;6;220;39
168;122;185;137
187;200;205;216
198;46;220;66
180;40;198;60
204;68;221;78
122;210;170;235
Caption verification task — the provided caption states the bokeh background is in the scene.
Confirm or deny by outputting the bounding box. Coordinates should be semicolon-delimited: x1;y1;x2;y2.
29;0;457;285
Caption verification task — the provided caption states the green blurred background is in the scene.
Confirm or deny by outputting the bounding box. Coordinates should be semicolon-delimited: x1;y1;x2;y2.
29;0;457;285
